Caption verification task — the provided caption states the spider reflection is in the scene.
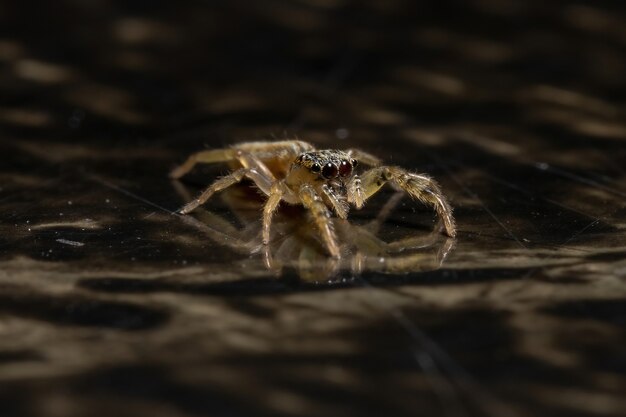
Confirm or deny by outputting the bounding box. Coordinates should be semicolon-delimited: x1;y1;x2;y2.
172;181;454;281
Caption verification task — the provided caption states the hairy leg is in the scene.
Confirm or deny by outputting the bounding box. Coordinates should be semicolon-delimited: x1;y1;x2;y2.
350;166;456;237
347;174;365;208
299;184;340;258
262;182;285;245
179;168;272;214
233;151;276;195
170;148;237;179
236;140;315;161
346;148;382;167
320;183;349;219
170;140;314;180
171;181;260;251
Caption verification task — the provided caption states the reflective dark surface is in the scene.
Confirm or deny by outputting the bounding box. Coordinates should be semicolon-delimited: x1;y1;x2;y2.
1;1;625;416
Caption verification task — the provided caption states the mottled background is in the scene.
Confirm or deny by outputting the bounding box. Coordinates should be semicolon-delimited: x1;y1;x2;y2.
0;1;625;416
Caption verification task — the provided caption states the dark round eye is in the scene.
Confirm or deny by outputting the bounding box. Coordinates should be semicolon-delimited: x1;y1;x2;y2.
339;160;352;177
321;163;338;178
351;159;358;167
311;163;321;173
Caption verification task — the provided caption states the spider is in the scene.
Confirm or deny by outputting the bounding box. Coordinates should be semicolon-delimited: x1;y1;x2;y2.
173;182;455;281
170;140;456;258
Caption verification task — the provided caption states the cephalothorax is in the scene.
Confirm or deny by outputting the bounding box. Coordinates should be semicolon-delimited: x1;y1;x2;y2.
171;140;456;258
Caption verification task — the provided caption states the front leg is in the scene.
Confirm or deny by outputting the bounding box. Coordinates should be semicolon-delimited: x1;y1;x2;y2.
320;183;349;219
350;166;456;238
347;174;365;209
299;184;341;258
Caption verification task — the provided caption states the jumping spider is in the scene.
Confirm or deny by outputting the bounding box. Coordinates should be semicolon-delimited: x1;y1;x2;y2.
170;140;456;258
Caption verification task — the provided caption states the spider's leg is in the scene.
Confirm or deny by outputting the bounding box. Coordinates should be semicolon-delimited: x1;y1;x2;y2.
347;174;365;208
170;148;238;179
171;140;313;180
178;212;259;253
299;184;341;258
320;183;349;219
346;148;382;167
236;140;315;161
350;166;456;238
172;180;261;251
262;182;285;245
234;151;276;195
236;140;316;176
179;168;268;214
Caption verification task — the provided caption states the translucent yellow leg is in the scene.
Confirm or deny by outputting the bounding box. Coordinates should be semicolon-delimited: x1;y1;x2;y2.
350;166;456;238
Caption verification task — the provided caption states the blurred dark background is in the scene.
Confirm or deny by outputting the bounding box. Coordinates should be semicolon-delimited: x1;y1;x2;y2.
0;1;625;417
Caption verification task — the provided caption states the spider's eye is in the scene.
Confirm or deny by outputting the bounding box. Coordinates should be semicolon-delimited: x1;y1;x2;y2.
322;163;338;178
339;160;352;177
311;163;321;173
351;159;358;167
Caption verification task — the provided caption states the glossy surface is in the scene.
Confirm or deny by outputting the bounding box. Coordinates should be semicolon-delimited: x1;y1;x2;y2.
1;1;625;416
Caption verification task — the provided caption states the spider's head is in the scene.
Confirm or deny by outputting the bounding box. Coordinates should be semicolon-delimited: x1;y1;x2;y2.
294;150;358;181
